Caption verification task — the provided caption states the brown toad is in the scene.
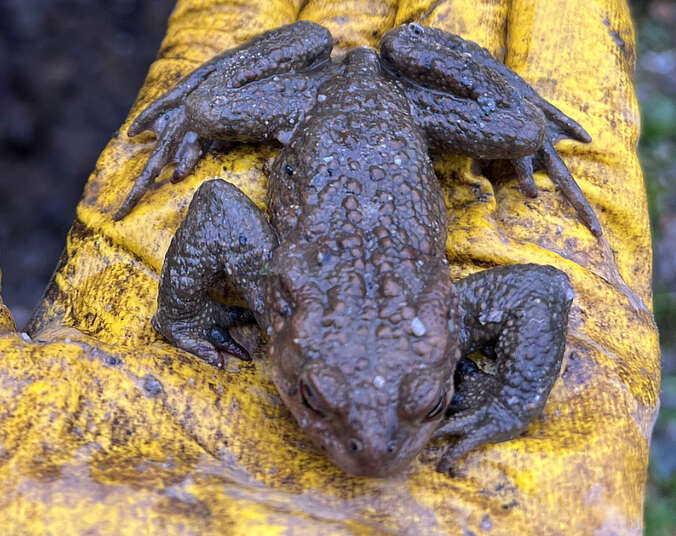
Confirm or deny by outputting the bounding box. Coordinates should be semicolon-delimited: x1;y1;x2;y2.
117;22;588;476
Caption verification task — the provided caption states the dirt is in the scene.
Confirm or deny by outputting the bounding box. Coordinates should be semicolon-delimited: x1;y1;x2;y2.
0;0;174;327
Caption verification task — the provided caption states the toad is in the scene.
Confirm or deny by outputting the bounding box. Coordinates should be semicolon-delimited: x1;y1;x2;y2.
116;22;587;476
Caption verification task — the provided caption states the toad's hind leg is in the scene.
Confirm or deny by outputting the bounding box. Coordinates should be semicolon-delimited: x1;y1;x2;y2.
435;264;573;473
153;179;277;368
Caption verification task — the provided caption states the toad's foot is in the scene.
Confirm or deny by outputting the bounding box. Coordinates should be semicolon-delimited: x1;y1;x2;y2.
114;106;197;220
536;139;601;236
435;359;520;472
153;304;254;367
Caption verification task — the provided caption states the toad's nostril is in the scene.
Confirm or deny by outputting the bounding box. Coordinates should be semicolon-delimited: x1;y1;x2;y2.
349;438;363;452
386;441;397;454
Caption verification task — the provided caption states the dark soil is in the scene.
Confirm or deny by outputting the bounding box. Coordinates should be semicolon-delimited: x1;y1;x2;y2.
0;0;174;327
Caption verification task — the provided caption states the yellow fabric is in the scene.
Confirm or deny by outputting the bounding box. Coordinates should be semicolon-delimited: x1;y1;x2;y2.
0;0;657;534
0;273;15;333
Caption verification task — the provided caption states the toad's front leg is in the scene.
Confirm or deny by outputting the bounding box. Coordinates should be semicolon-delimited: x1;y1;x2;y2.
435;264;573;472
153;179;277;368
114;21;333;219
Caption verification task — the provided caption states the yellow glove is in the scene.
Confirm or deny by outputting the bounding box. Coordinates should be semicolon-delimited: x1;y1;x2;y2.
0;1;658;534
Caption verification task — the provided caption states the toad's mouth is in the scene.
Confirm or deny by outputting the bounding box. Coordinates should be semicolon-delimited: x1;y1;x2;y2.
297;419;437;478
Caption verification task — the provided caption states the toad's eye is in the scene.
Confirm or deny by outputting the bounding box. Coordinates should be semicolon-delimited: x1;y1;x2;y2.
424;392;447;421
300;380;325;417
408;23;424;36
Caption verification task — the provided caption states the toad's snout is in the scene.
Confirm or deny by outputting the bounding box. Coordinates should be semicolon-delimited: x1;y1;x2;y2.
336;437;404;477
323;424;430;478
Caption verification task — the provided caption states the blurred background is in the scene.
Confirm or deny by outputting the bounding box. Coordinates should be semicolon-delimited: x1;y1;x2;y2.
0;1;673;532
633;2;676;534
